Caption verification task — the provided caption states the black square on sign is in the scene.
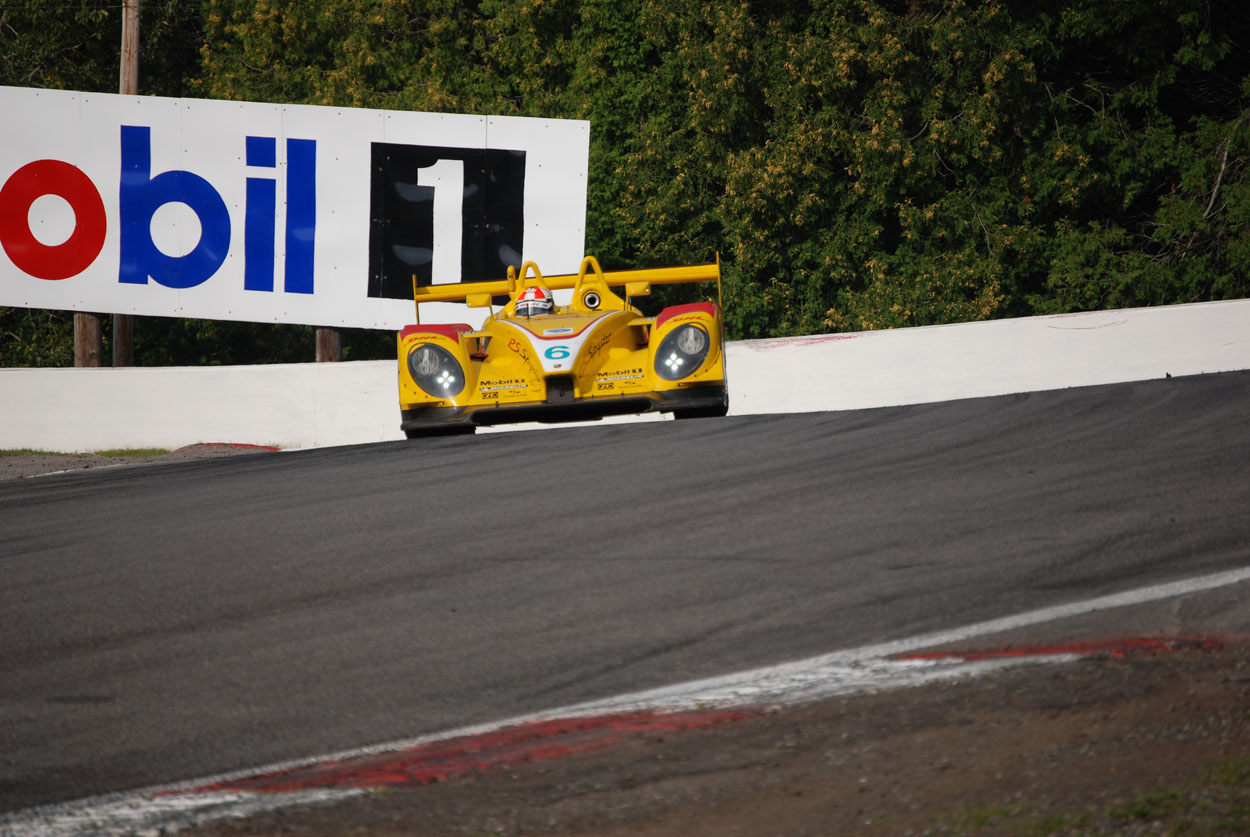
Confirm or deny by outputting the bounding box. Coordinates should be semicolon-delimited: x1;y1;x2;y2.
368;144;526;300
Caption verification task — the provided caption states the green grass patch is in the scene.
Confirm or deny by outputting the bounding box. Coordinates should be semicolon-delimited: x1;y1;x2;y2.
1110;789;1195;821
939;804;1092;836
2;448;171;457
1203;756;1250;788
936;755;1250;835
943;804;1021;833
0;449;69;457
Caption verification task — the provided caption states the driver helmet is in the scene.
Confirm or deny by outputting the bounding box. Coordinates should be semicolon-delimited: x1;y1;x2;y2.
515;285;555;317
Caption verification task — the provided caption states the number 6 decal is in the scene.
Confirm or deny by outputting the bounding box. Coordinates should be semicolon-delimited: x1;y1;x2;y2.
545;345;570;360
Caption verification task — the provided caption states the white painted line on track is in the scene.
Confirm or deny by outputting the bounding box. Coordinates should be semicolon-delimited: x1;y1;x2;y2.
566;564;1250;715
4;565;1247;837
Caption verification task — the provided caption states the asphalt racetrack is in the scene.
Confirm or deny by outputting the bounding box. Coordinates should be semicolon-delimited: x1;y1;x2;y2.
3;371;1249;813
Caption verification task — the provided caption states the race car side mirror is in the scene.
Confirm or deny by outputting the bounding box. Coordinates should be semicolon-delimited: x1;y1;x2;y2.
625;281;651;297
465;293;493;308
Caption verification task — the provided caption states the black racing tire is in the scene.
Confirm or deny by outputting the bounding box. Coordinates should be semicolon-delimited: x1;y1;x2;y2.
403;425;476;439
673;401;729;420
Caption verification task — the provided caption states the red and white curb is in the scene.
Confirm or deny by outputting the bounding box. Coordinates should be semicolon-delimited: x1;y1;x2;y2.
4;566;1247;837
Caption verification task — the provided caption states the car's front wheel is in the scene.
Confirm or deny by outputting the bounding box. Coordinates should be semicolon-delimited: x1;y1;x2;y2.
404;425;476;439
673;392;728;420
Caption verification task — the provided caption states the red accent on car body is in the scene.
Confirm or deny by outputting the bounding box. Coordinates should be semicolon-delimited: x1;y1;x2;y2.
655;302;718;330
400;323;472;342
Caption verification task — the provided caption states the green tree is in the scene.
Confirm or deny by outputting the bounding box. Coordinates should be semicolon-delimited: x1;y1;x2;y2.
4;0;1250;364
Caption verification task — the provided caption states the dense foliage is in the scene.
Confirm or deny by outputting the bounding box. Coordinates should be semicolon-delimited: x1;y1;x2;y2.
2;0;1247;364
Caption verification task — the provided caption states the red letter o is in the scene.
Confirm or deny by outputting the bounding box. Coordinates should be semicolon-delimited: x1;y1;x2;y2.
0;160;107;280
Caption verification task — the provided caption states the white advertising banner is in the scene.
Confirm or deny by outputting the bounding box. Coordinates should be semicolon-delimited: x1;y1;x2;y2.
0;86;589;329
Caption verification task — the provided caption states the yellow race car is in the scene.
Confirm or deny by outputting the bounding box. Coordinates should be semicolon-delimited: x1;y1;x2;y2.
397;256;728;436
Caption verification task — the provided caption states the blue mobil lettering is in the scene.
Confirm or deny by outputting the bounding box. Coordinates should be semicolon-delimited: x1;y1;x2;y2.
119;127;316;291
244;135;316;294
0;125;316;291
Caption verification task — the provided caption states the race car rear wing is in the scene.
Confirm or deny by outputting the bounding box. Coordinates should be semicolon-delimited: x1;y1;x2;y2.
410;255;721;322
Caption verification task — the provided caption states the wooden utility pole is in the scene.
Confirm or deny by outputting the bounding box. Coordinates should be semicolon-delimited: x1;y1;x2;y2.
316;328;342;362
72;311;103;367
74;314;103;367
113;0;140;367
76;0;140;367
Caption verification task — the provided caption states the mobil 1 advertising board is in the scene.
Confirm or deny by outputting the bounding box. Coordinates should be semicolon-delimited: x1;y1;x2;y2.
0;86;589;329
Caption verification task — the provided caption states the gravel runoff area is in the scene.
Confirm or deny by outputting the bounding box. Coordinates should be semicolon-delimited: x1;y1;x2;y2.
183;641;1250;836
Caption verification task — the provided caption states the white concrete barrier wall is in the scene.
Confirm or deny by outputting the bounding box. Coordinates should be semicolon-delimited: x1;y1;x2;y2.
730;298;1250;416
0;360;400;452
2;298;1248;452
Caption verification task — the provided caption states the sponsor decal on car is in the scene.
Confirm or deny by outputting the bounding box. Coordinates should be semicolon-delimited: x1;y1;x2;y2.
665;314;709;326
575;332;613;376
479;380;529;392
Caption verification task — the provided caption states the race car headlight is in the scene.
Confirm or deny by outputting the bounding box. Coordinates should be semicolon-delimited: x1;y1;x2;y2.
654;324;710;381
407;343;465;397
